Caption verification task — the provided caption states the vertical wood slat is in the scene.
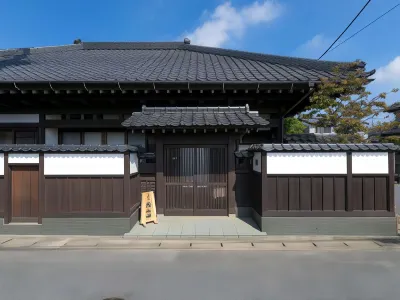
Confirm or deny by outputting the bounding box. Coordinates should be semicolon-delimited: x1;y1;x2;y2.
299;177;311;210
346;152;353;211
38;153;44;223
266;177;277;211
228;135;236;215
375;177;388;210
363;177;375;210
261;152;268;214
277;177;288;210
352;177;363;210
322;177;334;210
388;152;395;212
155;135;164;214
3;153;9;223
334;177;346;211
123;152;130;214
288;177;300;210
311;177;322;210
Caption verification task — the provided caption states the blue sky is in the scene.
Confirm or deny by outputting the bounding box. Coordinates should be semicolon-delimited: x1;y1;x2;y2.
1;0;399;116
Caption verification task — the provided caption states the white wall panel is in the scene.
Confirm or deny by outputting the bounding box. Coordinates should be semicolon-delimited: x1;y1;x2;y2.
9;153;39;164
0;154;4;175
352;152;388;174
253;152;261;172
130;153;138;174
44;153;124;175
45;128;58;145
267;152;347;174
0;114;39;123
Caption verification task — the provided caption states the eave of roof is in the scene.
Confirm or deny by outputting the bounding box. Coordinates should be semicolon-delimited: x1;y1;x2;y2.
0;144;138;153
247;143;398;152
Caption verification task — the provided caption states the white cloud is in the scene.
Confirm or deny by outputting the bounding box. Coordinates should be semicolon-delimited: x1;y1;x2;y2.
374;56;400;85
186;1;282;47
294;34;332;58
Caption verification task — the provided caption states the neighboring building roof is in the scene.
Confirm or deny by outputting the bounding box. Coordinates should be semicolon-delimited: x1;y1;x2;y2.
0;41;351;84
284;133;339;143
386;102;400;112
382;127;400;136
248;143;398;152
122;105;270;129
0;145;138;152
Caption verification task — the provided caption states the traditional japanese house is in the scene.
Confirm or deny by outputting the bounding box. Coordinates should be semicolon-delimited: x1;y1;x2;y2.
0;40;396;235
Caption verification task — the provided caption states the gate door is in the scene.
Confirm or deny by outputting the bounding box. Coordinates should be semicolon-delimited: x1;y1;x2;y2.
165;146;227;216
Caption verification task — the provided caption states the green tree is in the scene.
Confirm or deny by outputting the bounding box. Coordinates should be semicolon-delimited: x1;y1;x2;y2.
284;117;307;134
299;61;398;143
73;39;82;44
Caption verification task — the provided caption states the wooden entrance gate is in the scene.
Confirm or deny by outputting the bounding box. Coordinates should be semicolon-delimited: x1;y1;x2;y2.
164;146;227;216
11;166;39;223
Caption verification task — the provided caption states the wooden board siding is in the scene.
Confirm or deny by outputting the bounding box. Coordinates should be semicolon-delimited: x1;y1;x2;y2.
251;171;262;214
44;177;124;214
11;166;39;222
130;174;140;213
351;176;389;211
0;177;5;216
259;175;391;215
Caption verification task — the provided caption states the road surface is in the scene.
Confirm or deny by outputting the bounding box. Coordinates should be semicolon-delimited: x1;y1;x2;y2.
0;249;399;300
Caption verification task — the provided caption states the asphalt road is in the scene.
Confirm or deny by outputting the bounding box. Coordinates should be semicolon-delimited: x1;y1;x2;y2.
1;249;400;300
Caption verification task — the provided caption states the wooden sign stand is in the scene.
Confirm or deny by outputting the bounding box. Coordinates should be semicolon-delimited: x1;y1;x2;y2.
140;191;158;227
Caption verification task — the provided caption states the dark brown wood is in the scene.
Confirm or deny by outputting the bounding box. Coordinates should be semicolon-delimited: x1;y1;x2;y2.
261;152;268;212
288;177;300;210
164;145;228;216
228;135;236;215
155;135;165;214
388;152;395;212
352;177;363;210
44;177;124;214
322;177;334;210
138;163;156;174
261;211;394;217
0;176;5;216
346;152;353;211
38;153;44;224
363;177;375;210
123;152;130;214
11;166;39;222
266;177;277;210
375;177;388;210
311;177;323;210
42;212;127;218
299;177;311;210
277;177;289;210
334;177;346;211
38;113;45;143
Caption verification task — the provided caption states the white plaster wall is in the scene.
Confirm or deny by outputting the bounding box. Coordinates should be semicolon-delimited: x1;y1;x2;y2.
0;114;39;123
253;152;261;172
0;153;4;175
9;153;40;164
45;128;58;145
267;152;347;174
352;152;388;174
44;153;125;175
130;153;138;174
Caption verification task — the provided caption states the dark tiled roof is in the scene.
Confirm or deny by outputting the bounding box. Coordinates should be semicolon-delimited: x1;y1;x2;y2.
0;144;138;152
382;127;400;136
122;105;269;129
386;102;400;112
284;133;340;143
248;143;398;152
0;41;349;83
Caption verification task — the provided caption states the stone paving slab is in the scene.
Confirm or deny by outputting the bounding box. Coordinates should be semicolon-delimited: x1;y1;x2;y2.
1;238;42;248
253;242;285;250
31;238;71;248
64;239;99;247
159;241;191;249
314;241;349;250
97;239;137;248
344;241;382;250
191;242;223;249
222;242;254;250
283;242;317;250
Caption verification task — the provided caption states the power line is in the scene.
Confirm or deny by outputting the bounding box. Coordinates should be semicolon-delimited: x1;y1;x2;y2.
318;0;371;60
327;3;400;54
